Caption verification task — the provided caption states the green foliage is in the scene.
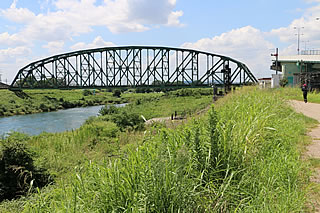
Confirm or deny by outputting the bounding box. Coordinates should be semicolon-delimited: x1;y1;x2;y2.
122;90;212;120
20;87;314;212
82;89;92;96
0;89;126;116
99;105;119;116
0;133;52;202
112;89;121;97
82;121;119;138
101;110;145;131
168;88;213;97
280;78;289;87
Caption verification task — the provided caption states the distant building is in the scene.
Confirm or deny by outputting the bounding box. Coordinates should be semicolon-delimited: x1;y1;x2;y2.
258;77;272;88
0;82;9;89
271;50;320;88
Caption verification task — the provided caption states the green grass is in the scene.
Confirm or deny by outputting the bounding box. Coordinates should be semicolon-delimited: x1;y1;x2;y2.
0;87;313;212
0;90;213;178
0;89;116;116
0;89;165;116
309;158;320;168
276;87;320;103
0;88;214;212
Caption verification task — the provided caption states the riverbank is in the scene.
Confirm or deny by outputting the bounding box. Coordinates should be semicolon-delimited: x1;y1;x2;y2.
0;87;315;212
0;89;166;117
0;89;116;116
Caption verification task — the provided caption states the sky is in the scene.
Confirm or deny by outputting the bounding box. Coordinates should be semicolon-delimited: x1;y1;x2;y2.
1;0;320;83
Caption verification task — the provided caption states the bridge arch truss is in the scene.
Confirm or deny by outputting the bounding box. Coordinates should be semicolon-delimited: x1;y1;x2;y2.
10;46;257;89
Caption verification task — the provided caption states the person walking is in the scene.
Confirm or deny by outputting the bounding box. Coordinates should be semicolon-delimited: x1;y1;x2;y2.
302;83;308;103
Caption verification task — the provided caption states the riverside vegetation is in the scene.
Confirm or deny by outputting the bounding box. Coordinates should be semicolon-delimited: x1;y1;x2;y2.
0;89;121;116
0;87;316;212
0;88;181;117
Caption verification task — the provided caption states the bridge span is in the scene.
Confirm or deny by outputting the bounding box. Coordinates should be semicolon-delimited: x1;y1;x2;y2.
10;46;257;90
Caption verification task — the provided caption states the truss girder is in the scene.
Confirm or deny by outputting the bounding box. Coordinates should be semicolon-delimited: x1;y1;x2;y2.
10;46;258;89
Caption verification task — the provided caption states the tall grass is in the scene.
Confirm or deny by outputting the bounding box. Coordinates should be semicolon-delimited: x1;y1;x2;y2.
19;87;314;212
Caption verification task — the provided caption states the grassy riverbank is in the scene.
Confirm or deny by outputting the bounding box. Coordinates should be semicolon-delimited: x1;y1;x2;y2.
0;87;315;212
0;89;118;116
0;89;170;116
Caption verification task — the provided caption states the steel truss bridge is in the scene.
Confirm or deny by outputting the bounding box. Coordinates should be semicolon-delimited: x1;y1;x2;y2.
10;46;257;90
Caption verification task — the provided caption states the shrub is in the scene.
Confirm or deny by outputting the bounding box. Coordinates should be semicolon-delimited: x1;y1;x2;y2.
112;89;121;97
0;133;52;201
101;111;145;131
99;105;119;116
82;89;92;96
280;78;289;87
82;121;120;138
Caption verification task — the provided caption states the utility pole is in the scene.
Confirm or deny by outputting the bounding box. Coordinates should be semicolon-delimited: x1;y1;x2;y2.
271;48;279;75
294;27;304;55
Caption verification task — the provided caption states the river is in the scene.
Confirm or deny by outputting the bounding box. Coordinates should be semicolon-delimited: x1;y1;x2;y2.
0;104;126;137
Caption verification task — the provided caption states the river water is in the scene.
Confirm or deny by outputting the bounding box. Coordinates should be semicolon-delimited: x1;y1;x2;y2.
0;104;125;136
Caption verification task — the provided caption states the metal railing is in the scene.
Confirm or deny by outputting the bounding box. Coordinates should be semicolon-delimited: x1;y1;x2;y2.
301;50;320;55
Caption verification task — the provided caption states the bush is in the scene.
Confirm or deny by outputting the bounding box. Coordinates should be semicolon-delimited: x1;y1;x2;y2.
112;90;121;97
101;111;145;131
99;105;119;116
111;111;144;131
82;89;92;96
0;133;52;201
280;78;289;87
82;121;120;138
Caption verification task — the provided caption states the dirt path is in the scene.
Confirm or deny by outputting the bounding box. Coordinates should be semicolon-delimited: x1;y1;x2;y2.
290;100;320;212
145;105;213;125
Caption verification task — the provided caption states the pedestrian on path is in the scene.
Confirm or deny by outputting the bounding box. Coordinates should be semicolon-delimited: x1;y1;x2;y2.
302;83;308;103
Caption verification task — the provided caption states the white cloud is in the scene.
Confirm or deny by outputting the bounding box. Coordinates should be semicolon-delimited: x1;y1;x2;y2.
0;32;27;46
0;0;183;44
43;41;65;55
281;44;297;56
182;26;275;78
0;46;33;82
2;1;36;23
126;0;183;27
0;46;31;63
304;0;320;3
70;36;115;51
269;3;320;47
167;11;184;27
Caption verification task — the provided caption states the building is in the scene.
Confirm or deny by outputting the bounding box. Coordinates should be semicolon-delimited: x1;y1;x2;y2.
258;77;272;88
271;50;320;88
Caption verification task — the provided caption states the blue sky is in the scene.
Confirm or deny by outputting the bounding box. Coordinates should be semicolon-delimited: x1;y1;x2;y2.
1;0;320;83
